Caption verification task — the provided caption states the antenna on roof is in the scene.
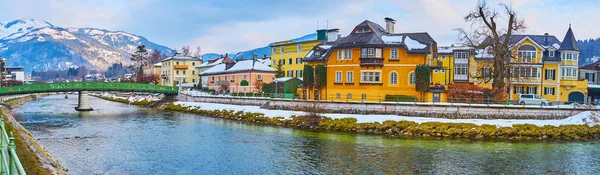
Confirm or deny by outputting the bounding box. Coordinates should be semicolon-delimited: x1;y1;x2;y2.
326;20;328;29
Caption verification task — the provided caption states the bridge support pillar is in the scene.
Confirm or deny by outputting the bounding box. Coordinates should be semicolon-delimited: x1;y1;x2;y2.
75;91;93;111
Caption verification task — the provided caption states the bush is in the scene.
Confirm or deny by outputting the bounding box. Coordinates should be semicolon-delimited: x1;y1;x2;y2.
384;95;417;102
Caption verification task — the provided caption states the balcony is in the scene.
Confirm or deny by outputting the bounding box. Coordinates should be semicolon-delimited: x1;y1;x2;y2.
455;58;468;64
174;65;189;69
360;57;383;66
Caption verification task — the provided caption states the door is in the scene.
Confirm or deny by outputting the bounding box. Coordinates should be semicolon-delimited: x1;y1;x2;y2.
568;92;585;104
433;93;440;103
314;90;319;100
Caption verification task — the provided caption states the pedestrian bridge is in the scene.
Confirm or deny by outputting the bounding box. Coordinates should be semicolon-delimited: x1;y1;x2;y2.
0;82;179;111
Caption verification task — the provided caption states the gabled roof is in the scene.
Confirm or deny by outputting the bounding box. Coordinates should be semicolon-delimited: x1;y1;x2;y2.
559;26;580;51
484;34;561;48
332;20;436;54
303;40;339;62
161;55;200;62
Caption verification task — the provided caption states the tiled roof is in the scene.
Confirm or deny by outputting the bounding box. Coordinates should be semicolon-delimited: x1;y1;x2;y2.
161;55;201;62
580;60;600;70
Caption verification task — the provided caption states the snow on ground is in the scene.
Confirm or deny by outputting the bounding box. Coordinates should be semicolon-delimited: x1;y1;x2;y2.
175;102;600;127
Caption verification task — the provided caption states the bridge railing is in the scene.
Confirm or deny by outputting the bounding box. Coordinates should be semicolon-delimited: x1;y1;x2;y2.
0;82;178;96
0;118;26;175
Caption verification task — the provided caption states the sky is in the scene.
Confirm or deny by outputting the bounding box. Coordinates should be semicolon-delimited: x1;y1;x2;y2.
1;0;599;54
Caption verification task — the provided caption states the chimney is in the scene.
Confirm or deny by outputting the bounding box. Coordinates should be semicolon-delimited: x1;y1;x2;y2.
326;29;339;42
225;53;228;58
384;17;396;34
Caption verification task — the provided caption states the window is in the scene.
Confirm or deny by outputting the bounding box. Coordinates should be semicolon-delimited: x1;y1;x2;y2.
544;87;555;95
272;60;276;66
231;75;235;81
336;93;341;98
280;46;284;53
361;48;382;58
297;44;302;52
243;75;247;80
528;86;537;94
344;49;352;59
176;61;179;65
346;71;353;83
335;71;342;83
561;68;578;79
272;47;276;54
512;67;540;78
586;72;596;83
514;86;524;94
287;70;293;77
192;62;196;66
257;75;263;81
390;48;398;60
224;76;227;81
409;72;415;85
176;70;180;75
481;67;492;78
545;69;555;80
390;72;398;84
355;27;370;33
288;58;292;65
441;56;446;60
433;70;438;74
347;93;352;99
517;45;537;63
296;58;302;64
455;64;468;75
441;69;446;73
337;50;342;60
280;59;285;65
192;79;196;83
183;70;186;75
549;50;555;57
211;76;215;82
315;51;321;56
218;76;221;81
361;71;381;83
362;94;367;100
454;52;469;61
192;71;195;75
296;70;303;78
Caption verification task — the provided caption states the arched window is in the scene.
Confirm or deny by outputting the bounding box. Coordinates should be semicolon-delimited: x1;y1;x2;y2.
390;72;398;84
517;45;536;63
409;72;415;85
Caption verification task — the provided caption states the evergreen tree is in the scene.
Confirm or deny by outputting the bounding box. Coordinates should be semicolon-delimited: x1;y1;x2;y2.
275;62;285;78
130;45;149;76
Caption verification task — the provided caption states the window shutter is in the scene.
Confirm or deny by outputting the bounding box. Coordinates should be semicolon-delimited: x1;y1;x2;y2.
552;70;556;80
544;69;548;80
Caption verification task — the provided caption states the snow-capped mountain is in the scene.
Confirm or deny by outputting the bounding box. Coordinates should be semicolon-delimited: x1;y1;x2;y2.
0;19;174;73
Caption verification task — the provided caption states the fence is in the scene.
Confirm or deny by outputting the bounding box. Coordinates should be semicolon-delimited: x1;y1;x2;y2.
0;118;25;175
181;90;599;110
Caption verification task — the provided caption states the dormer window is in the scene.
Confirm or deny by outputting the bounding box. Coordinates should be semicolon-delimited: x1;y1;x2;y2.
549;50;555;57
315;51;321;56
355;27;371;33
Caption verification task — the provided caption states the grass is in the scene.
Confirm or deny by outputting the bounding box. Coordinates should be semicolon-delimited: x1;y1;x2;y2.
2;112;51;175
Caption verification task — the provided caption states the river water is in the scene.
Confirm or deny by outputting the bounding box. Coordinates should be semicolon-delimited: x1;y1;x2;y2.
10;95;600;174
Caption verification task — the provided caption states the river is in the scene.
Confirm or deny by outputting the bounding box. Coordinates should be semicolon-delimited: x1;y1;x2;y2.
10;95;600;174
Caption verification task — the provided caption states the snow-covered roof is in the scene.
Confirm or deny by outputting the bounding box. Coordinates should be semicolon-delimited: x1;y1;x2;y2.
273;77;303;83
381;35;427;50
475;47;494;59
438;46;473;54
153;62;162;67
200;60;275;75
162;55;200;62
588;84;600;89
197;58;223;68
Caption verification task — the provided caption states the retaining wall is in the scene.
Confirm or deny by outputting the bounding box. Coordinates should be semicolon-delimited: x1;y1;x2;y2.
177;95;590;118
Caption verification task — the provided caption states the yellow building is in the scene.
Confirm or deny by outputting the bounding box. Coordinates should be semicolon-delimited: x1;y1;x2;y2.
469;26;587;104
303;18;440;102
159;54;202;86
142;62;163;85
270;31;327;79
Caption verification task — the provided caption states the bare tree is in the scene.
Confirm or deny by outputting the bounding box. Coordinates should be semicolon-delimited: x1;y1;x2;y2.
192;46;202;58
180;46;191;56
148;50;162;64
456;1;526;90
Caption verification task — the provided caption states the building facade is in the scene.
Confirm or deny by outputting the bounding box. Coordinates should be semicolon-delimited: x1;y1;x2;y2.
270;32;326;79
200;59;275;93
303;18;440;102
160;55;202;86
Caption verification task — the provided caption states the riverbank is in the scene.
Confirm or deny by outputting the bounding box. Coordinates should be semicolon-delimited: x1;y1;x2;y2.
90;93;157;106
165;102;600;141
93;93;600;140
1;94;67;174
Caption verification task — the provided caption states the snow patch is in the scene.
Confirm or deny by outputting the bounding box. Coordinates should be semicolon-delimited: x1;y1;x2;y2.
174;101;600;127
404;37;426;49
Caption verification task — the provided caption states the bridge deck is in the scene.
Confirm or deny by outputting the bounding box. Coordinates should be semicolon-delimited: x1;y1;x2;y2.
0;82;179;95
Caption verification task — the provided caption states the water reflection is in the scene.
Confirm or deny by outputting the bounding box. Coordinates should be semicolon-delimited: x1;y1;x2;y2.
11;95;600;174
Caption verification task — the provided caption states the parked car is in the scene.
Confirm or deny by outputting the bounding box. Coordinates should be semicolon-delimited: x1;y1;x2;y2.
518;94;550;106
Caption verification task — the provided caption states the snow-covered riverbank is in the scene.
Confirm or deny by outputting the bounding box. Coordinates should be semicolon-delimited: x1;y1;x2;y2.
175;101;600;127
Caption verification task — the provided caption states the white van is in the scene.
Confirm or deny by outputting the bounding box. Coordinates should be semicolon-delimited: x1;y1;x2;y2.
518;94;550;106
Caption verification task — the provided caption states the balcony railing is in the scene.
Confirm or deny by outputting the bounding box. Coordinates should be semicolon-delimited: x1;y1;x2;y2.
429;60;443;68
360;57;383;66
174;65;189;69
216;81;230;85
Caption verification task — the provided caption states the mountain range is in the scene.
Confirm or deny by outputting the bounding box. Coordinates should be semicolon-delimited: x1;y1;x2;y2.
0;19;175;73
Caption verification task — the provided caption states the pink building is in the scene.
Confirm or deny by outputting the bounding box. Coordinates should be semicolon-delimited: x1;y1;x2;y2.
200;59;275;93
